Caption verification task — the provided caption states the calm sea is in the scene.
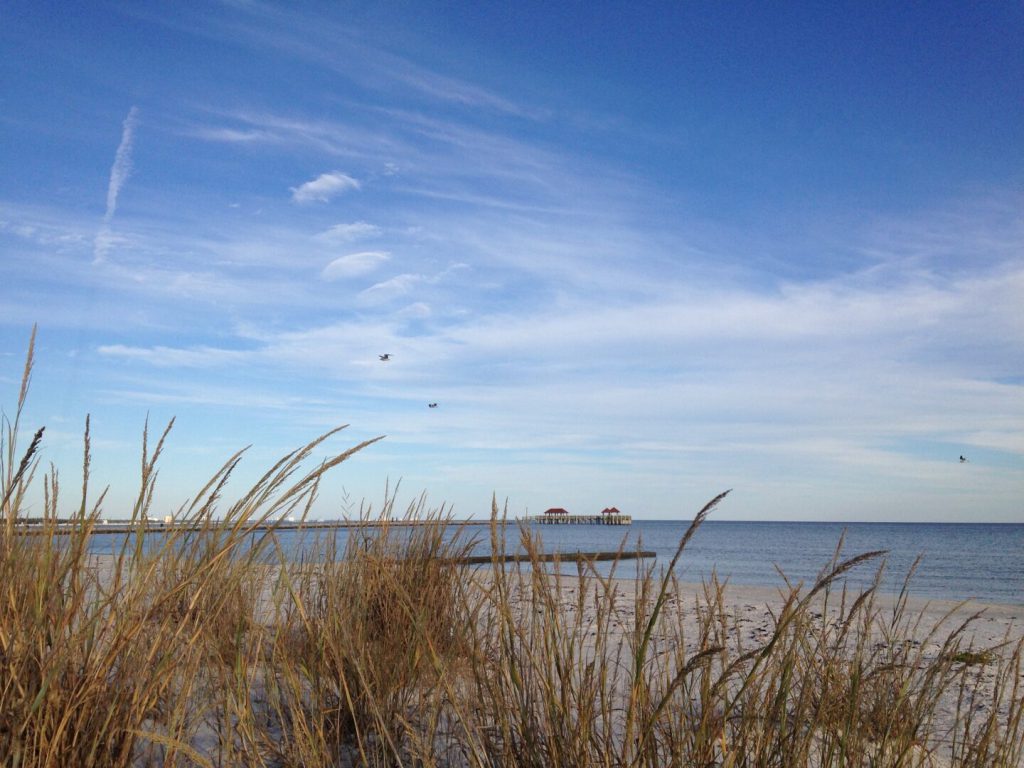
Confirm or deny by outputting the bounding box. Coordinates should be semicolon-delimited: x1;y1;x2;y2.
516;520;1024;606
82;520;1023;605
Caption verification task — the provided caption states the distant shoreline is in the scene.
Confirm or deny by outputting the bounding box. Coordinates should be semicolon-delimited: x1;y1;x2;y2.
15;518;1022;532
12;518;499;534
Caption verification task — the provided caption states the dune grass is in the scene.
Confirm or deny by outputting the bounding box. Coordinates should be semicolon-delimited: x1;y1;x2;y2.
2;333;1023;767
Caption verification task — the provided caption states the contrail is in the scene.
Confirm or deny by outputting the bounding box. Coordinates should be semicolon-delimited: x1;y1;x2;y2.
94;106;139;263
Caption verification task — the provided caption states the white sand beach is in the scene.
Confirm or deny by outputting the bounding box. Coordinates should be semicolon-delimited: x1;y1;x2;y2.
508;572;1024;767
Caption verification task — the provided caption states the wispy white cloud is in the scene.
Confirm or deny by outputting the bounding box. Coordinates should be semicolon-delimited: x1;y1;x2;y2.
322;251;390;280
94;106;139;263
0;210;91;249
381;58;548;119
189;126;271;143
432;265;1023;366
355;263;469;305
191;109;404;160
100;382;335;413
357;273;422;304
98;343;250;367
161;5;546;120
104;107;140;223
317;221;382;242
191;106;573;211
963;430;1024;453
397;302;431;319
290;171;360;203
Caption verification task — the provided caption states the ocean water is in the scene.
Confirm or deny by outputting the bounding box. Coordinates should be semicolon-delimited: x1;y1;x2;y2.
515;520;1024;606
80;520;1023;605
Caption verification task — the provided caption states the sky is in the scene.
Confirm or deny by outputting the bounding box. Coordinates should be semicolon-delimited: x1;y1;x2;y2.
1;1;1022;522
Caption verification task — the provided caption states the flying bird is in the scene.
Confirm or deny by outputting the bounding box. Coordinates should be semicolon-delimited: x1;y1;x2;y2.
378;353;392;361
428;403;438;408
959;455;968;463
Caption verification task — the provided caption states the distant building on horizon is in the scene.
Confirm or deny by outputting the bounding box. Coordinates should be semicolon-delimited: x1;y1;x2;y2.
543;507;569;516
600;506;621;515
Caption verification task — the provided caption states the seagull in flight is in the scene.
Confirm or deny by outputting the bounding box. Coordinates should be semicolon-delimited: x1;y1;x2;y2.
428;402;438;408
378;353;392;361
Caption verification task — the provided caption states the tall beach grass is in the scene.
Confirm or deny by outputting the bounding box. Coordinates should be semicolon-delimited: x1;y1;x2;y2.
2;331;1022;767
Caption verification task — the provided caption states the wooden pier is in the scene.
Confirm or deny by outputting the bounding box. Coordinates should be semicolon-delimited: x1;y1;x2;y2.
533;514;631;526
11;514;634;535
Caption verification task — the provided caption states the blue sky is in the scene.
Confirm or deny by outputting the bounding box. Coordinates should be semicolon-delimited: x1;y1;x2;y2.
1;1;1022;522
